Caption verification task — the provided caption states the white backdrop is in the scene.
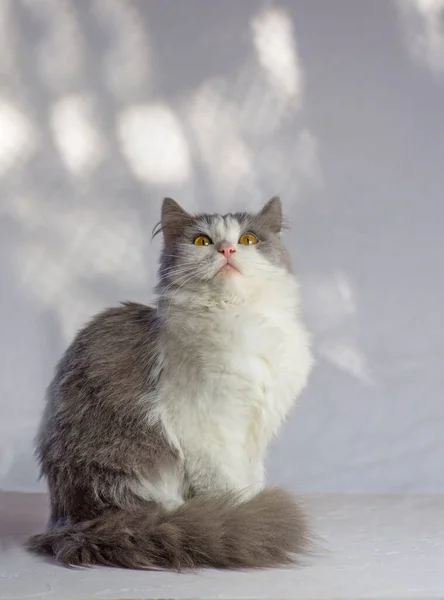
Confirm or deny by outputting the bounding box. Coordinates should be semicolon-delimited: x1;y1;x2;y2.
1;0;443;494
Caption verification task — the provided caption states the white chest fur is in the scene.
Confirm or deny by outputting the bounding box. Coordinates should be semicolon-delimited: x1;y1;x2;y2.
154;281;313;475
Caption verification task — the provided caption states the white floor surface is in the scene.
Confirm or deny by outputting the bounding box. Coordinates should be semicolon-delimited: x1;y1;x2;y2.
0;492;443;600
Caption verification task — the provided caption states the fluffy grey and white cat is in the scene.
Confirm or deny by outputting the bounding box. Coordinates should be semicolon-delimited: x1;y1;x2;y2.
28;197;314;570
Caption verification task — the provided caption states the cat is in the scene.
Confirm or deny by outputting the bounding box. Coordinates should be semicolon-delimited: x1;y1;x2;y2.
27;196;314;570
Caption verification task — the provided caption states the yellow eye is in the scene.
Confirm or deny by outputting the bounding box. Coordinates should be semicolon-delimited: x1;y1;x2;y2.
193;235;212;246
238;233;258;245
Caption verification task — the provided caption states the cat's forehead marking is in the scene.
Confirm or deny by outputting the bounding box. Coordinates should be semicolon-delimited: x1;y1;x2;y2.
211;215;226;240
227;215;243;242
203;214;241;242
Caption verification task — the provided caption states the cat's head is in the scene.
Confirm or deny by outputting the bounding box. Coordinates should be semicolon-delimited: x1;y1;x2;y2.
155;197;294;305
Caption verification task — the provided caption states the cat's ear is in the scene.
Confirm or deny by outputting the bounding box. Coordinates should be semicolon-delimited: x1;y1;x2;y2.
257;196;283;233
161;198;190;243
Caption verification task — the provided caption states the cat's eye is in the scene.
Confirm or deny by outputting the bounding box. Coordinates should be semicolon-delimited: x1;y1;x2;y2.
238;233;258;245
193;235;212;246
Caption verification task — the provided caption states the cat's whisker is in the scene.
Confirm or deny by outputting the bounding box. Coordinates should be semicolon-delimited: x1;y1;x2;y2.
160;274;200;298
158;266;196;285
165;272;206;312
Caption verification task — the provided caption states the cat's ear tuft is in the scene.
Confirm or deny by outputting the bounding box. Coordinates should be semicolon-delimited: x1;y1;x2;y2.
258;196;283;233
161;198;190;243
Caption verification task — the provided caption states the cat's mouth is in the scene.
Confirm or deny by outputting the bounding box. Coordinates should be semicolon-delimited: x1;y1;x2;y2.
216;261;241;275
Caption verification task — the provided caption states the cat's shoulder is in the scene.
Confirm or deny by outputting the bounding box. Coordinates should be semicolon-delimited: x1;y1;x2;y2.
68;301;158;359
51;302;160;403
80;301;155;332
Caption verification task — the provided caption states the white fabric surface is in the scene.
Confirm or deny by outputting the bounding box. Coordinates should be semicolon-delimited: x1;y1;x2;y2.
1;492;443;599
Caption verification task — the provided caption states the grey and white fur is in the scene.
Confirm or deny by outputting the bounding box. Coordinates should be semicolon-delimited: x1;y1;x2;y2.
28;197;314;570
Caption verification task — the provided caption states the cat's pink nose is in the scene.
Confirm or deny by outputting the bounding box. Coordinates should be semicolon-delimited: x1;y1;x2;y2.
217;241;236;258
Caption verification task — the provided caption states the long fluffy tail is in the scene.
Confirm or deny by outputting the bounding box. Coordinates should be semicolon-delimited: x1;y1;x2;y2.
27;488;310;570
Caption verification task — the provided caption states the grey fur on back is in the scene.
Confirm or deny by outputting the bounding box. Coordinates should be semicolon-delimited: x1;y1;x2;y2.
35;302;175;528
28;198;312;570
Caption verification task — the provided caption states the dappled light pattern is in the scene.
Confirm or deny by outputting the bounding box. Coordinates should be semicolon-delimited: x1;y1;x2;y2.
303;272;373;385
0;101;36;175
0;0;320;343
118;104;191;185
0;0;324;491
50;94;106;176
397;0;444;75
3;1;442;496
251;7;304;106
